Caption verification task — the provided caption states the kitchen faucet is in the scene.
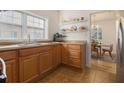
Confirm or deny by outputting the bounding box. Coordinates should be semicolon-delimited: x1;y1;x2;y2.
27;34;31;44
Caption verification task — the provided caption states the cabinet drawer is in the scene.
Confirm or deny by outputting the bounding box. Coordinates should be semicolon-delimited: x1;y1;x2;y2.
62;57;68;61
61;44;68;47
19;47;40;57
40;45;52;52
0;51;17;60
62;58;68;64
69;58;81;68
68;51;81;59
68;45;81;50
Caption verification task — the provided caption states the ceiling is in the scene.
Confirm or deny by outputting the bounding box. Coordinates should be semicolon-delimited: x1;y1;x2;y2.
91;11;119;22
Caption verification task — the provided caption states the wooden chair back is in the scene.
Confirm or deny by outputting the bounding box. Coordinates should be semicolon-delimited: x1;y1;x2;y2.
110;44;113;52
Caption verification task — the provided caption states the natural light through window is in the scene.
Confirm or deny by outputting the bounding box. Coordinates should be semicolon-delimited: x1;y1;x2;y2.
0;10;48;41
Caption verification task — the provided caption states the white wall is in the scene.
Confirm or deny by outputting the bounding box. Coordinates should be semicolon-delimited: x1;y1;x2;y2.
59;10;97;41
29;10;59;40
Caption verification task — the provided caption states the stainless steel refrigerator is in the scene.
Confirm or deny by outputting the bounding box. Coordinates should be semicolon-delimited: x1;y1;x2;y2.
117;17;124;82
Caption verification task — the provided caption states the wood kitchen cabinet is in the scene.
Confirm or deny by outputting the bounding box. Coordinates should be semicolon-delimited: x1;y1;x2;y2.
0;51;18;83
61;44;69;65
19;48;40;83
39;45;53;75
39;51;52;74
5;59;17;83
52;44;61;67
68;44;85;68
0;42;86;83
19;45;58;83
56;45;61;65
61;44;86;69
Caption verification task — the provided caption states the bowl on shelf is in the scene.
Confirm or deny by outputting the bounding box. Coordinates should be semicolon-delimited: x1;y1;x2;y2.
71;25;77;31
79;26;87;31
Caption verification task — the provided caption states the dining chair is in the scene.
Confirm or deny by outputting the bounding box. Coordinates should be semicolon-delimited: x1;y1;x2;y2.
91;43;99;57
102;44;113;59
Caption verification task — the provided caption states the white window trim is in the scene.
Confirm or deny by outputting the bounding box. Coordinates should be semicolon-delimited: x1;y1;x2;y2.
17;10;49;41
0;10;49;42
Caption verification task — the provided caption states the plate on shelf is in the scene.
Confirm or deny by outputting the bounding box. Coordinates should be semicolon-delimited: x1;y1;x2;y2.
62;19;88;25
78;26;87;32
71;25;77;31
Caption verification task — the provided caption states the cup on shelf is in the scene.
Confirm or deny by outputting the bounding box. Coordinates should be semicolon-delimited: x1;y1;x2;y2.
80;17;84;20
76;18;80;22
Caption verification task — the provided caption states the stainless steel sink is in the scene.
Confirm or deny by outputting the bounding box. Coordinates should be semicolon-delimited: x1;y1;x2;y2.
18;43;41;47
39;43;50;45
39;42;60;45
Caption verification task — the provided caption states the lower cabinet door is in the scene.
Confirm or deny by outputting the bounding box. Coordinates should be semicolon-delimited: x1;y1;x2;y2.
61;44;68;64
5;59;17;83
69;58;81;68
68;49;82;68
57;45;61;65
52;45;57;67
52;45;61;67
39;51;52;74
19;54;39;83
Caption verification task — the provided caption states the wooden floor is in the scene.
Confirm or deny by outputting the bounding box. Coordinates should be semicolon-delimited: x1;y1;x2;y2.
38;56;117;83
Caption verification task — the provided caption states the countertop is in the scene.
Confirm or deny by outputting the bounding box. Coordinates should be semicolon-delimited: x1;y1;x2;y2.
0;41;86;51
60;41;86;45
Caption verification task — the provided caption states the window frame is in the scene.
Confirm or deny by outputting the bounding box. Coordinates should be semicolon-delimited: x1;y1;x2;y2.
26;14;46;40
0;10;48;41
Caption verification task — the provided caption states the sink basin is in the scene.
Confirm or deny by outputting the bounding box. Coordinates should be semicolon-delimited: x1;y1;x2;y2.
39;43;50;45
39;42;60;45
18;43;41;47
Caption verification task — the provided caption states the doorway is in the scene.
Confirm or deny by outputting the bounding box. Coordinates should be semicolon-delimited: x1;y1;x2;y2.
90;11;117;74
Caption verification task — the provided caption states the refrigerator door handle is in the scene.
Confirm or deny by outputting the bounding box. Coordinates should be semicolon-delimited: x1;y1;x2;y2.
118;20;123;66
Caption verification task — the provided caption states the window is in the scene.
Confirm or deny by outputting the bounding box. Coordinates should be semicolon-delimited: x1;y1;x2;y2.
0;11;22;40
0;10;48;40
27;15;45;40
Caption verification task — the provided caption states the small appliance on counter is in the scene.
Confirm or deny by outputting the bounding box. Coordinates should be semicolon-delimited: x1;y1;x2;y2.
53;33;66;42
